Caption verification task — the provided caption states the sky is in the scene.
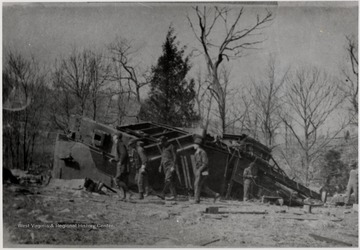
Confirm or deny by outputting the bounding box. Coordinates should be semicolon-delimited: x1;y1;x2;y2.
3;1;358;76
2;1;359;134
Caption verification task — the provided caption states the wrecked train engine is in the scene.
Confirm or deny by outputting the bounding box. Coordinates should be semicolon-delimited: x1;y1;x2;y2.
53;116;322;205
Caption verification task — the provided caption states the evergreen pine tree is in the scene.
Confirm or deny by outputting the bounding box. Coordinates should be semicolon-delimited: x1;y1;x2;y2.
140;27;198;127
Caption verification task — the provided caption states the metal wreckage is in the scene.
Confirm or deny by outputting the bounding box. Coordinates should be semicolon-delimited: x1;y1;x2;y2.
53;116;324;206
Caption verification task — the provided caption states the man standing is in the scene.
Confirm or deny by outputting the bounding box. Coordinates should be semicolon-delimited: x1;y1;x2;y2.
243;162;257;201
345;160;358;205
193;137;220;204
157;136;177;200
110;132;130;200
132;140;149;199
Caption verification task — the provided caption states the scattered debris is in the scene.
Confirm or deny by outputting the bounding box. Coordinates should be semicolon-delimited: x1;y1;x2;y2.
205;207;219;214
309;233;352;246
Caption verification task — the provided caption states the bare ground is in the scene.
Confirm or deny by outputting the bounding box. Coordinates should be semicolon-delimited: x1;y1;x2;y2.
3;180;358;247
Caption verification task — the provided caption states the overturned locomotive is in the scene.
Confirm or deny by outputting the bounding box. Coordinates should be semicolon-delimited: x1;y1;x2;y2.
53;116;322;206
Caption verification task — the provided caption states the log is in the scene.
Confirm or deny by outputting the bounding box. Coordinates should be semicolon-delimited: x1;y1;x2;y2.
309;233;352;246
219;210;268;215
278;216;342;222
180;156;189;189
183;156;193;189
197;238;221;246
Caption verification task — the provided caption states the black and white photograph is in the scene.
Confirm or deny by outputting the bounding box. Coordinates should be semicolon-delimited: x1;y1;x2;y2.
2;1;358;247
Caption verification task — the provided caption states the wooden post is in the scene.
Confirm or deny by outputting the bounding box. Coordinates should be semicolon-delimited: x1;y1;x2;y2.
303;204;312;213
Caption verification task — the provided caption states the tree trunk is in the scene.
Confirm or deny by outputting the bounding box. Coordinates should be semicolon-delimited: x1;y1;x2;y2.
92;98;97;121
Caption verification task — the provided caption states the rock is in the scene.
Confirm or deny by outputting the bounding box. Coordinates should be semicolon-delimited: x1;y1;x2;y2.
59;208;71;213
30;232;35;242
37;215;53;223
158;212;170;220
73;190;84;197
87;214;98;220
176;211;203;225
29;209;42;216
16;209;27;214
352;204;358;212
14;197;25;202
12;203;25;210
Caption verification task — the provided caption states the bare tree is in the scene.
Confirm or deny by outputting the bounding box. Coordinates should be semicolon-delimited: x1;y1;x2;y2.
250;56;287;148
226;92;253;135
53;49;94;117
339;35;358;125
3;52;49;170
194;70;214;130
280;67;345;186
88;53;111;121
188;6;273;134
107;37;150;103
51;49;111;130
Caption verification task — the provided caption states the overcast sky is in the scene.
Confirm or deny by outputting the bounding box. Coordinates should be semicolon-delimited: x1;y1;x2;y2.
3;1;358;77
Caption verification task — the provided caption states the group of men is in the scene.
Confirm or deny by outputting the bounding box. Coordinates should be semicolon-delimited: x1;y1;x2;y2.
111;131;359;205
110;132;220;203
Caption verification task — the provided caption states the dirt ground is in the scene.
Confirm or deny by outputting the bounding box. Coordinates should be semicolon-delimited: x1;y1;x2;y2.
3;179;359;247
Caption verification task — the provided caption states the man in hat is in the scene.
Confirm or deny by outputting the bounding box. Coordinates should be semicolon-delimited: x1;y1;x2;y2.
345;160;358;205
193;137;220;204
110;132;130;200
157;136;177;200
243;161;258;201
130;140;150;199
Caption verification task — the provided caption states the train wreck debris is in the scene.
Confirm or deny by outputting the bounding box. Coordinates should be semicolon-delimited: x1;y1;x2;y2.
52;116;322;206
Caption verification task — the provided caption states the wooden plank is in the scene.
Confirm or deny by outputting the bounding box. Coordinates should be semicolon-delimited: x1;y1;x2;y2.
277;216;342;222
219;210;268;215
183;156;193;189
196;238;221;246
174;161;182;185
309;233;352;246
180;156;189;189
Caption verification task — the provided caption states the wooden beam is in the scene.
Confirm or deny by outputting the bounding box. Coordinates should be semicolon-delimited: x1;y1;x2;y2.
197;238;221;246
309;233;352;246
